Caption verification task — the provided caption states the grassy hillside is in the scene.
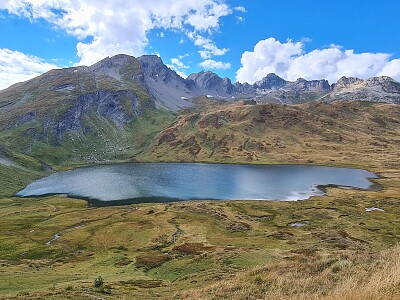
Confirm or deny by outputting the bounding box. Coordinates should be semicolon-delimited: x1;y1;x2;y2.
0;109;175;168
0;55;166;169
0;100;400;299
142;99;400;170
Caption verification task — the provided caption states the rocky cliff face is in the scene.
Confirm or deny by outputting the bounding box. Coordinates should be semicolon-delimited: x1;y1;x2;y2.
187;71;234;96
1;53;400;142
185;71;332;103
136;55;194;110
55;90;148;139
322;76;400;104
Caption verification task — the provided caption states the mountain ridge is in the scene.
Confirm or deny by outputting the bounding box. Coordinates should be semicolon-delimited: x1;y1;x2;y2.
0;53;400;168
2;54;400;110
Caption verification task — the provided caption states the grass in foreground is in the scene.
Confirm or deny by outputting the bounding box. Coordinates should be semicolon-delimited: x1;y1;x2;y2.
0;101;400;299
0;167;399;299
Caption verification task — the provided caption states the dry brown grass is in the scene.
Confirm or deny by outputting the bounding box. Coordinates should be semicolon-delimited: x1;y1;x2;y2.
180;245;400;300
142;100;400;172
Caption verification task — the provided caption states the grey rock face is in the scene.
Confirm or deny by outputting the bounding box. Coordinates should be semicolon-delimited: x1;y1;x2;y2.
323;76;400;104
254;73;287;90
136;55;194;111
186;71;233;96
56;90;145;139
10;112;37;129
290;78;331;93
2;53;400;142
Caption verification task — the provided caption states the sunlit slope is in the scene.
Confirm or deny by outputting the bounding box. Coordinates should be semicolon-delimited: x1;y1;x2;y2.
142;100;400;169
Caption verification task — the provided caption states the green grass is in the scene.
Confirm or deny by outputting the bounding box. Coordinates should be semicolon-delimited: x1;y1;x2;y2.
0;165;399;299
0;108;175;168
0;101;400;299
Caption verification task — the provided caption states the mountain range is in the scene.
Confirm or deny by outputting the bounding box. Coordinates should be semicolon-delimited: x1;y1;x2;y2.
2;54;399;114
0;53;400;167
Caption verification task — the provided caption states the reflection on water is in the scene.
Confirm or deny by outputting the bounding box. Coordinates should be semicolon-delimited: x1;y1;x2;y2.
17;163;377;203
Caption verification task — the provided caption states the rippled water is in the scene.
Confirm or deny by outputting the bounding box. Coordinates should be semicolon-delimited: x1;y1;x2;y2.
17;163;377;204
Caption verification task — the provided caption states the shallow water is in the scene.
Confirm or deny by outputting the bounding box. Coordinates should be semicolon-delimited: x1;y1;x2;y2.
17;163;377;204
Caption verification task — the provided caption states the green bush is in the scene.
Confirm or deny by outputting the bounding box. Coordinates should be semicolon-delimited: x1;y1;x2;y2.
94;276;104;288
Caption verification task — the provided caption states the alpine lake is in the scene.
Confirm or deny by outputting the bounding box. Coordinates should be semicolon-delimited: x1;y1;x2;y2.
17;163;378;206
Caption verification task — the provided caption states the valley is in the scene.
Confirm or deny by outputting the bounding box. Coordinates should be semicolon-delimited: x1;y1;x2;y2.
0;55;400;299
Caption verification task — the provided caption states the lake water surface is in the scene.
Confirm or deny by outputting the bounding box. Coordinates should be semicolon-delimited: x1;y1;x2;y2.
17;163;377;204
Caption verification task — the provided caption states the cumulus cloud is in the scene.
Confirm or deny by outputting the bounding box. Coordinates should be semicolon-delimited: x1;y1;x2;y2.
188;33;229;59
200;59;231;70
2;0;232;65
236;37;400;84
0;48;58;90
167;57;190;78
378;59;400;80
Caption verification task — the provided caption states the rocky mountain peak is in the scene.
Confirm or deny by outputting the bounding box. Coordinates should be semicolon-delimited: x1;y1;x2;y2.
186;70;231;92
322;75;400;104
138;55;168;78
84;54;139;81
333;76;365;90
291;78;331;92
255;73;287;90
89;54;132;73
366;76;400;93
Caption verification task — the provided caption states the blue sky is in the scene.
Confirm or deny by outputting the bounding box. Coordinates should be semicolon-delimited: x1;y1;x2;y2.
0;0;399;90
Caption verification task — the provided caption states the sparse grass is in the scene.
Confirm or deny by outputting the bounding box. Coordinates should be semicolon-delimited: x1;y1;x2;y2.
180;245;400;300
0;100;400;299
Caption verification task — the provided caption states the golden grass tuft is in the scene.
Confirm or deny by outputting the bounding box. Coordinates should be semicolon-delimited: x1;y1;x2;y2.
179;245;400;300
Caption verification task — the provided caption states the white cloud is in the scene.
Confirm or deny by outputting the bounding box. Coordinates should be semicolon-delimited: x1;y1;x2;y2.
178;53;190;59
184;2;231;31
188;33;229;59
171;58;189;69
235;16;244;23
0;48;58;90
234;6;247;13
378;59;400;80
2;0;233;65
167;57;190;78
200;59;231;70
236;37;400;84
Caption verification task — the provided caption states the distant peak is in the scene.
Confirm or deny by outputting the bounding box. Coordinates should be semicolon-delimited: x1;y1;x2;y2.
89;54;134;72
265;73;282;78
187;70;220;81
138;55;163;62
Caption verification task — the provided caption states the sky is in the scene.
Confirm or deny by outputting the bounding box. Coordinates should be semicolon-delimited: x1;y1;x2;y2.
0;0;400;90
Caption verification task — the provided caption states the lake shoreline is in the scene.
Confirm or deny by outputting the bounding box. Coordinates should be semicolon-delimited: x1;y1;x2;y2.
16;162;380;207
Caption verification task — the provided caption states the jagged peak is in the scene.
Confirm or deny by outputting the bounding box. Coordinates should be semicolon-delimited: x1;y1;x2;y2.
366;76;396;83
265;73;284;79
255;73;286;90
188;70;219;77
138;54;163;64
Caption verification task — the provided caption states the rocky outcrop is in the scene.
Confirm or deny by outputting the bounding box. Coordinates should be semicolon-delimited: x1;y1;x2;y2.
322;76;400;104
254;73;287;90
187;71;234;96
55;90;146;139
1;53;400;142
137;55;194;110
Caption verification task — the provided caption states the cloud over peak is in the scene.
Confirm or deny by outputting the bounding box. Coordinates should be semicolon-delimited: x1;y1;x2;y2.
2;0;233;65
236;38;400;84
199;59;231;70
0;48;58;90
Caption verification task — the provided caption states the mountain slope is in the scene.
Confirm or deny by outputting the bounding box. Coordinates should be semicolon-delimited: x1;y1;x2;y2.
1;53;400;169
141;99;400;169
